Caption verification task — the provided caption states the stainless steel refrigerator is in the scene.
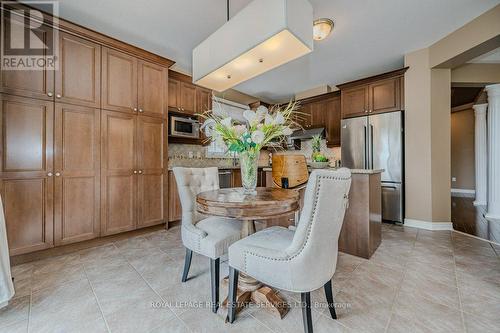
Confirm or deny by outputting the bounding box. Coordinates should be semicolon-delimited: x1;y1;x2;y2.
341;111;403;223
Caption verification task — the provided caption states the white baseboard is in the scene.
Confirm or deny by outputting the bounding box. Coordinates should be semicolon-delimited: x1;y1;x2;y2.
452;230;500;247
404;219;454;231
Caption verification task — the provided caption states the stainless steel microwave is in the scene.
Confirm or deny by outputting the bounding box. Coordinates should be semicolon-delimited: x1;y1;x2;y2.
169;115;200;139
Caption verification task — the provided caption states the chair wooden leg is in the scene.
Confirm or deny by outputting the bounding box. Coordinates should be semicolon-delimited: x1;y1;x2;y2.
227;266;239;323
181;248;192;283
301;292;313;333
324;279;337;319
210;258;220;313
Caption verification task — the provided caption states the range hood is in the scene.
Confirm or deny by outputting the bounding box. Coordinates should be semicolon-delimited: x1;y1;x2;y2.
289;127;325;140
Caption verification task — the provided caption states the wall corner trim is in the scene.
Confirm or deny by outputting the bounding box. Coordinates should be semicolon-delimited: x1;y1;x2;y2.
404;219;454;231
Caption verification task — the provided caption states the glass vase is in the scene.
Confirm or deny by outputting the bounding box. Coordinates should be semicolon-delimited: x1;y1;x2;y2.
239;150;259;194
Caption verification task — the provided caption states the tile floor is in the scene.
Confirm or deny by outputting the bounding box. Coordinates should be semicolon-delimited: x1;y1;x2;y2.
1;223;500;333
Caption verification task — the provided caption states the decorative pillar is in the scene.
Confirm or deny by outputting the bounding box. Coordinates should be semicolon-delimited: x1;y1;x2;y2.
473;104;488;206
485;83;500;221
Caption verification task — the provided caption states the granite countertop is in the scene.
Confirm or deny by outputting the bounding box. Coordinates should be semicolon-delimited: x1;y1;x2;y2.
261;167;383;174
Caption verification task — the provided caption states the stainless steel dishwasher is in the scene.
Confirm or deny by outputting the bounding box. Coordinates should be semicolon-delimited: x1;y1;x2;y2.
218;170;232;188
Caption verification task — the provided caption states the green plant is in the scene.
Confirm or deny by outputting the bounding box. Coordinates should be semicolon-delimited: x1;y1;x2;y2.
311;134;321;153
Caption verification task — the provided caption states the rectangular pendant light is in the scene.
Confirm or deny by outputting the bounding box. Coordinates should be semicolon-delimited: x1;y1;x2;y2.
192;0;313;92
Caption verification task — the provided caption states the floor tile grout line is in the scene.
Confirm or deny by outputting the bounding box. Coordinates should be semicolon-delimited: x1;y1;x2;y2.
82;262;112;333
450;232;467;333
111;241;193;333
383;227;418;333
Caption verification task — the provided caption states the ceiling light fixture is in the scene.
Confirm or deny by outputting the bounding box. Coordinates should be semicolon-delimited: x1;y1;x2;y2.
192;0;313;92
313;18;334;41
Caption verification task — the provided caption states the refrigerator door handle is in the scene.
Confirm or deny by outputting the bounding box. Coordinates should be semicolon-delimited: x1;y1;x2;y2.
363;125;368;169
370;124;374;169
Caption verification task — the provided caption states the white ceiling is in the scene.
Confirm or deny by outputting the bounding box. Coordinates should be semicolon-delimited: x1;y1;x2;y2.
468;47;500;63
45;0;500;102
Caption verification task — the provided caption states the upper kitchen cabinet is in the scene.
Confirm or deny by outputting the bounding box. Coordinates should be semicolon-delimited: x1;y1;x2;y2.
325;96;341;147
339;68;407;119
310;100;326;128
103;48;169;118
0;17;55;101
102;48;138;113
138;60;168;118
196;87;212;114
169;70;210;115
56;32;101;107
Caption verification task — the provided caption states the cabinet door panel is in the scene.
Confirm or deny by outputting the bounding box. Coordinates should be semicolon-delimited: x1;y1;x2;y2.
137;116;166;227
369;78;400;114
326;97;341;147
0;95;54;255
168;79;180;109
2;178;54;255
0;17;54;100
310;101;326;128
168;171;181;222
180;83;196;114
102;48;137;113
54;104;100;245
56;33;101;107
101;110;136;235
341;86;368;118
196;87;212;114
138;61;167;118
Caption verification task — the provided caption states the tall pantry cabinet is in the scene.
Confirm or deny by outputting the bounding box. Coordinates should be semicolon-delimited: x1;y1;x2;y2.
0;8;173;255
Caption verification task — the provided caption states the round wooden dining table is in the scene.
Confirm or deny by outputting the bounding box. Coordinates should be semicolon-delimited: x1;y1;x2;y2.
196;187;300;319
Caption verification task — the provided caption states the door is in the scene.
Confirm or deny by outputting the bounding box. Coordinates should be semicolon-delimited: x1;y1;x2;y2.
137;115;166;227
0;17;54;101
180;83;196;114
102;48;138;113
168;79;181;110
0;95;54;255
310;101;326;128
368;77;401;114
168;171;182;222
101;110;137;235
55;33;101;107
341;85;368;118
369;111;402;182
341;116;368;169
138;60;167;118
326;97;341;147
54;103;100;245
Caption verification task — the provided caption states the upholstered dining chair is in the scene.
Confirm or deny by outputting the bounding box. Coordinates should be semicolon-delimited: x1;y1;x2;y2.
227;169;351;333
173;167;243;313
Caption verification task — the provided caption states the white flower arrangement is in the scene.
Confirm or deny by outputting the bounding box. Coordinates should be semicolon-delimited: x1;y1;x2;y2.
199;101;299;154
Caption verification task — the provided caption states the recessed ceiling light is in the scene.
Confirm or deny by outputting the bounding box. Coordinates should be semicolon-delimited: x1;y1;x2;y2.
313;18;334;41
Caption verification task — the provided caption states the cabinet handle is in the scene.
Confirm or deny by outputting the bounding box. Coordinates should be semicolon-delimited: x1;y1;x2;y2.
133;107;138;112
56;94;62;98
138;170;143;174
139;108;144;113
369;109;372;113
365;110;368;113
133;170;138;174
47;172;53;177
55;172;61;177
47;92;53;97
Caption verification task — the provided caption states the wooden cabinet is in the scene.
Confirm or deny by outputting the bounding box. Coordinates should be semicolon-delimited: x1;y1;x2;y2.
168;79;181;110
102;48;138;113
54;103;100;245
326;97;341;147
0;18;55;101
232;169;242;187
196;87;212;114
168;171;182;222
339;68;407;119
101;110;167;235
310;101;326;128
138;60;168;118
103;48;168;118
0;95;54;255
101;110;137;235
137;116;167;227
341;86;369;118
56;33;101;107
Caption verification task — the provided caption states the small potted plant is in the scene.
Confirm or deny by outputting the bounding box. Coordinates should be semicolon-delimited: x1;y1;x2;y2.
310;134;329;169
